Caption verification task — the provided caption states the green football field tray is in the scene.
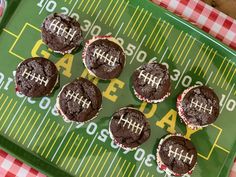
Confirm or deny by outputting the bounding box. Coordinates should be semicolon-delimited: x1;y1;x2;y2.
0;0;235;176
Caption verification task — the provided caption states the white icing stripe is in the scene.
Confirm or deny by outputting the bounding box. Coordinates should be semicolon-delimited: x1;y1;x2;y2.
138;70;162;89
82;36;126;80
156;134;197;176
49;19;77;41
93;48;117;66
118;114;144;135
22;68;49;86
66;90;91;109
56;83;101;123
108;120;137;151
177;85;213;129
190;98;213;114
168;146;194;164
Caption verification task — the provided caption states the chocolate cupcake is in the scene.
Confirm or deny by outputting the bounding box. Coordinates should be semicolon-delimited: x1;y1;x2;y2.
15;57;59;97
41;13;83;54
56;77;102;123
82;36;126;80
177;85;220;129
132;62;171;103
109;107;150;150
156;134;197;176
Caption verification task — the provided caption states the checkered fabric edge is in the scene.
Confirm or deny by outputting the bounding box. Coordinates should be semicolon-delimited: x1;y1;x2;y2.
0;149;46;177
152;0;236;50
0;0;6;17
230;159;236;177
1;1;235;177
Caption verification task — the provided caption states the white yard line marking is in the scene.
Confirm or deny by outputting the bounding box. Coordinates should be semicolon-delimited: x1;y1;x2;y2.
56;132;75;164
75;133;98;174
174;60;191;89
100;0;114;21
51;122;73;161
36;121;55;153
115;22;124;38
4;97;26;134
91;0;101;16
134;158;145;177
129;35;146;64
205;71;213;85
158;25;173;54
39;0;49;15
22;114;41;145
69;0;79;16
0;81;4;89
220;84;235;114
114;1;129;28
105;0;120;24
160;47;169;63
109;1;124;25
104;148;121;177
27;108;51;148
226;68;236;90
137;12;152;41
85;10;101;39
69;0;73;5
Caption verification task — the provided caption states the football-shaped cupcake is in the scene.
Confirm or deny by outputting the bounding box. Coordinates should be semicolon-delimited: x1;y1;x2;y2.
41;13;83;54
109;107;150;150
156;134;197;176
177;85;220;129
15;57;59;97
82;36;126;80
132;62;171;103
56;78;102;123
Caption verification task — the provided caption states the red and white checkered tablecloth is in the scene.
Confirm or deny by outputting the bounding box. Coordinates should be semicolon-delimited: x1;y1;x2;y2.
152;0;236;50
0;0;236;177
231;159;236;177
0;150;235;177
0;150;45;177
